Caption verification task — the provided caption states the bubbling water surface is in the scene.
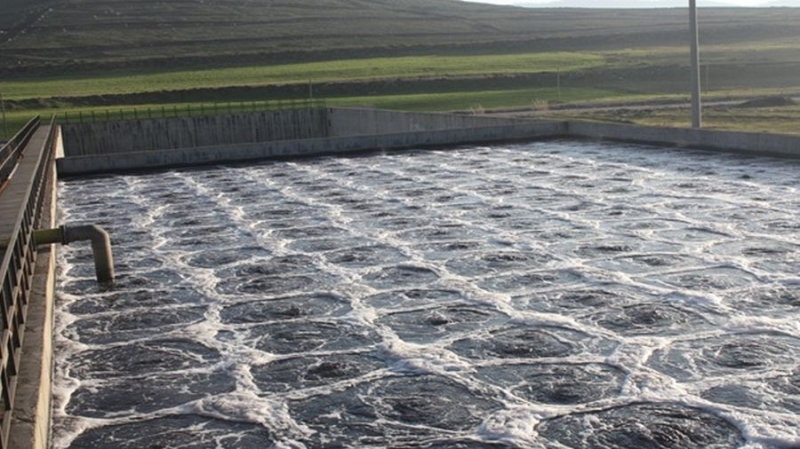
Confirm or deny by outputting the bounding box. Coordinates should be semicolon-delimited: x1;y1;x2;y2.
54;141;800;448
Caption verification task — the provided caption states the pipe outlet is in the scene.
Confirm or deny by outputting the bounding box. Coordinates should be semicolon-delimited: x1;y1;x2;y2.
35;224;115;283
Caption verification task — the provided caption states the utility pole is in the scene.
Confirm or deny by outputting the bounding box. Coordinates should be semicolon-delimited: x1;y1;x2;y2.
690;0;702;128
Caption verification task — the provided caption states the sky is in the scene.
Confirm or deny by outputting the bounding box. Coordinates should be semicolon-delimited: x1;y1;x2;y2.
462;0;770;5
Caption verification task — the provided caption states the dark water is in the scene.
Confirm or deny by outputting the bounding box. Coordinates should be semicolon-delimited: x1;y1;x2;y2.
54;141;799;448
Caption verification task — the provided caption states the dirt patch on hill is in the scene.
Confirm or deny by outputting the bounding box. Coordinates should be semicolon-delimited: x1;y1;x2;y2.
737;96;797;108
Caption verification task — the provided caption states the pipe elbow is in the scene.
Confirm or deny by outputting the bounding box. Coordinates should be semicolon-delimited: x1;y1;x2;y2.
34;224;115;283
62;224;109;246
63;224;115;284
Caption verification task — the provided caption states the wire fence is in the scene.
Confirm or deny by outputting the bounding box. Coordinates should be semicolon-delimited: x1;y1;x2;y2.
58;98;327;124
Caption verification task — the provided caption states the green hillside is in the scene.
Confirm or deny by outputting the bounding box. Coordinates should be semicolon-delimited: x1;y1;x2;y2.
4;0;800;139
3;0;800;76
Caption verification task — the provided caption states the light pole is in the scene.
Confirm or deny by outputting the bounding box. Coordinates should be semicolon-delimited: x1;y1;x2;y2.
690;0;702;128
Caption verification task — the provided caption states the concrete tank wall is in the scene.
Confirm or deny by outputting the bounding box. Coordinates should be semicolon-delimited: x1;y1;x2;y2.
57;108;800;175
328;108;526;137
57;121;568;176
61;107;531;158
568;121;800;158
61;108;331;157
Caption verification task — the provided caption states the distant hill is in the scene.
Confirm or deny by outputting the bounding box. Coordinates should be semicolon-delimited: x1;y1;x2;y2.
505;0;738;7
2;0;800;76
469;0;800;7
764;0;800;5
0;0;59;41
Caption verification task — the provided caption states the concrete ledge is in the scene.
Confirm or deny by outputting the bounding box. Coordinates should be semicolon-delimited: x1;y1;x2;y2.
9;158;57;449
57;121;567;176
57;115;800;176
8;249;55;449
328;107;534;137
567;121;800;158
62;108;330;157
60;107;535;158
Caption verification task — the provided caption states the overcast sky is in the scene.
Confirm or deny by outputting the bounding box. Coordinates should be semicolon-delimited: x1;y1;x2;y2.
462;0;769;5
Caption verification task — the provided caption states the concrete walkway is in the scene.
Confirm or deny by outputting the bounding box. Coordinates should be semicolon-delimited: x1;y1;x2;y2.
0;125;56;449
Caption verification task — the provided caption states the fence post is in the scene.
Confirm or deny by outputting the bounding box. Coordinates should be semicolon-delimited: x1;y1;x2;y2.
556;68;561;101
0;93;7;139
119;109;123;120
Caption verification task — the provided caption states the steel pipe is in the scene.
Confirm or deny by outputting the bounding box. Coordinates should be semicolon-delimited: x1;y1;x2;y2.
34;224;114;283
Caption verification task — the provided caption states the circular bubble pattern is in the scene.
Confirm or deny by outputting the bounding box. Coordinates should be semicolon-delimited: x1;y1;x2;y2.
537;402;744;449
54;141;800;448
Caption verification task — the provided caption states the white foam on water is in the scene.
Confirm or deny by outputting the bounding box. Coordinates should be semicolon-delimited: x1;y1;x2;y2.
53;141;800;448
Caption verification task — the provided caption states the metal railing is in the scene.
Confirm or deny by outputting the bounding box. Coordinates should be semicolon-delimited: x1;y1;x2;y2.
0;116;40;190
0;116;56;449
58;98;328;124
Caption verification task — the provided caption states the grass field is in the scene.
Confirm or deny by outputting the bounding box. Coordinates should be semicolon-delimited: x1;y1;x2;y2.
331;87;618;111
4;0;800;74
0;52;604;100
564;103;800;135
7;40;800;100
6;86;800;142
0;86;618;134
3;0;800;140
